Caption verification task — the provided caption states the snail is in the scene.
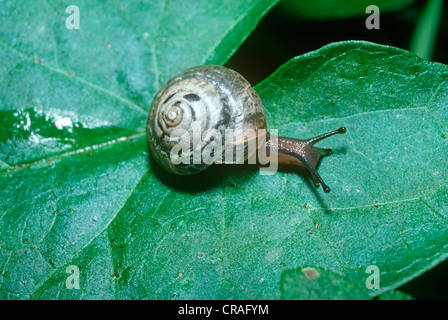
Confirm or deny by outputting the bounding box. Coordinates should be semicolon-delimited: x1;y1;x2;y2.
147;65;346;193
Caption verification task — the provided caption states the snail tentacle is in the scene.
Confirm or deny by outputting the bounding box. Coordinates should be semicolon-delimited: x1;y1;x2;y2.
265;127;346;193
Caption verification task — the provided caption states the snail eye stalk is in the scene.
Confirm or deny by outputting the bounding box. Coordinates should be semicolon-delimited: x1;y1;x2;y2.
270;127;346;193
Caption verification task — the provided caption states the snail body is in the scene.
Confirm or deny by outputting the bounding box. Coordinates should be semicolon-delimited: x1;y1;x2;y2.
147;65;346;192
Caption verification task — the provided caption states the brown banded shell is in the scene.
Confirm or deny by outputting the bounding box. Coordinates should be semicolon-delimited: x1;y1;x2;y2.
147;65;267;175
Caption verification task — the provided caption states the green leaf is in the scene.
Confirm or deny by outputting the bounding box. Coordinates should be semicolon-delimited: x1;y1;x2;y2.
0;0;279;299
280;265;412;300
1;1;448;300
377;290;413;300
0;0;278;167
280;267;369;299
254;40;448;297
279;0;416;20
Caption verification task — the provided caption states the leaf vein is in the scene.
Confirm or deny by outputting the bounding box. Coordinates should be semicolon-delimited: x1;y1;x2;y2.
0;39;147;115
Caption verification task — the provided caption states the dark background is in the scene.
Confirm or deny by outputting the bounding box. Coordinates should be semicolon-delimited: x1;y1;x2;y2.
227;0;448;85
227;0;448;299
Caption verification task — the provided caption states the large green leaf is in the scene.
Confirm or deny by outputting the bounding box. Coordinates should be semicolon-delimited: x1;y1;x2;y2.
0;0;279;299
1;2;447;300
0;0;278;167
279;0;416;20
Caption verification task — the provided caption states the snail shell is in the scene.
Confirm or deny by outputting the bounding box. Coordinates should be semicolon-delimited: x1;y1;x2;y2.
147;65;267;175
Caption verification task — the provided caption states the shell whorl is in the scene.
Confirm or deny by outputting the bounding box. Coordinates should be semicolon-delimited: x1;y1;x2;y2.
147;65;267;175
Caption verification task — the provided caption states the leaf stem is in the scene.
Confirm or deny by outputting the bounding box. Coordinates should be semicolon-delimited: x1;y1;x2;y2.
410;0;444;61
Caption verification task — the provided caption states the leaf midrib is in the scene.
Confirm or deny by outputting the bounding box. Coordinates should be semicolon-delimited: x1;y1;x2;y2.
0;132;146;174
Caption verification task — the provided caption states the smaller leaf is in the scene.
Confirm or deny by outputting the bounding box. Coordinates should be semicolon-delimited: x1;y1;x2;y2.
280;266;370;300
377;290;414;300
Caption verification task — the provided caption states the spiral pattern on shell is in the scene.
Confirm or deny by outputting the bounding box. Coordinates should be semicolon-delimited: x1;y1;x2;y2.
147;65;267;175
